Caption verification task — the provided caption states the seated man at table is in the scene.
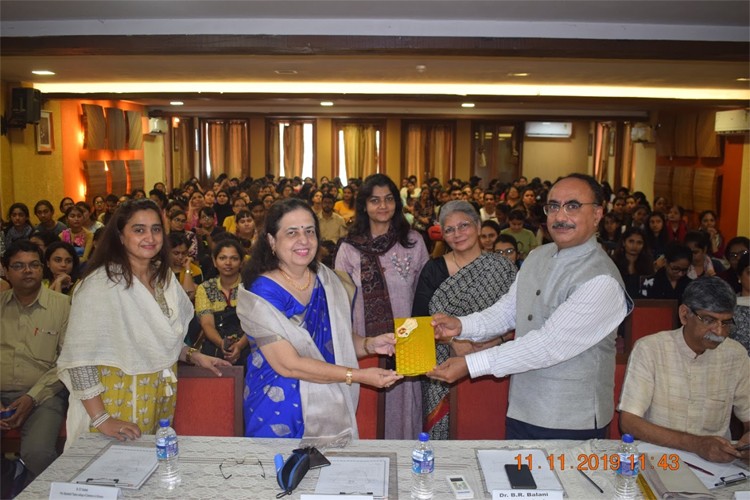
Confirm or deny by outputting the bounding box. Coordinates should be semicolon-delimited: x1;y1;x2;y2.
1;240;70;494
619;276;750;463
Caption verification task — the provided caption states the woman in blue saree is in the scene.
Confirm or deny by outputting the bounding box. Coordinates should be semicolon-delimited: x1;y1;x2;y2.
238;199;402;446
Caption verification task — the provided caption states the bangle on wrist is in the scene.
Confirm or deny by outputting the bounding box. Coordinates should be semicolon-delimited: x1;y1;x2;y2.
345;368;353;386
185;347;198;365
363;337;372;355
91;412;111;428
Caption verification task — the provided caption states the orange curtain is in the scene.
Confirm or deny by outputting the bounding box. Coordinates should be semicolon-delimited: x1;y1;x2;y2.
405;123;454;184
208;122;227;178
173;119;195;188
283;122;304;178
342;124;378;180
405;125;427;182
203;120;248;182
594;122;611;184
227;121;248;179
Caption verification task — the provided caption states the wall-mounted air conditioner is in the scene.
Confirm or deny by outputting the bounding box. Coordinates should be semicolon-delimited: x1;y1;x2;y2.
148;117;167;135
714;109;749;135
525;122;572;138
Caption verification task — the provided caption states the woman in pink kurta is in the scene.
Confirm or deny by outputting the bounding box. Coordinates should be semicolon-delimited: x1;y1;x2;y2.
335;174;429;439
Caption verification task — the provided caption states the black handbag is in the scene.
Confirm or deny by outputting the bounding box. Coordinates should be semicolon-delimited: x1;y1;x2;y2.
200;305;250;365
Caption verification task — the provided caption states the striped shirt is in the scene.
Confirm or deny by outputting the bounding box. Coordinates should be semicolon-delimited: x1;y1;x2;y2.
462;274;626;378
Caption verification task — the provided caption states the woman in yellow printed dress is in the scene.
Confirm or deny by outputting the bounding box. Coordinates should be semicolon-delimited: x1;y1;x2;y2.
57;199;230;447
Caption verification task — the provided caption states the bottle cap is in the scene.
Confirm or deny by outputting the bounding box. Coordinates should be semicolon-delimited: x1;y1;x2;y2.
159;418;170;427
419;432;429;442
622;433;634;443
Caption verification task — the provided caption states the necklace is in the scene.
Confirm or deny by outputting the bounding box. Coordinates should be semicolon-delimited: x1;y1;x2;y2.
452;251;463;269
279;267;312;291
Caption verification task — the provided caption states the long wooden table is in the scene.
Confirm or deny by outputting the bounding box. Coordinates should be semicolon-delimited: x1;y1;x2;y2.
19;433;747;499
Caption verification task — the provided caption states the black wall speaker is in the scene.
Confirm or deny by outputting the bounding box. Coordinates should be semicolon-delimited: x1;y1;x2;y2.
9;88;42;126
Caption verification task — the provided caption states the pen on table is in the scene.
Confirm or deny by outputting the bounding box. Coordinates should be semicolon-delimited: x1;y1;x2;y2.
684;461;714;476
578;469;604;493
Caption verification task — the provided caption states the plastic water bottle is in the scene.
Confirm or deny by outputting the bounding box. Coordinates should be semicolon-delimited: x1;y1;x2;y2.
155;418;181;490
615;433;640;499
411;432;434;499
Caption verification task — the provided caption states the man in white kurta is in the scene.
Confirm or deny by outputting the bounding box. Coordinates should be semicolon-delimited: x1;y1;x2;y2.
619;277;750;463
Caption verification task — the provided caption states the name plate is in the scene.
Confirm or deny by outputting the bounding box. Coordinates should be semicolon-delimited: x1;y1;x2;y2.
492;490;564;500
50;482;121;500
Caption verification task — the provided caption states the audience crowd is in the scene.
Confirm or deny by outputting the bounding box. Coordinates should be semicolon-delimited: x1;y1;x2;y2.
1;170;748;496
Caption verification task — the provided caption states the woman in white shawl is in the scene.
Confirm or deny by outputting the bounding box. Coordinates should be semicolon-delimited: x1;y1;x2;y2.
57;199;230;446
238;198;402;446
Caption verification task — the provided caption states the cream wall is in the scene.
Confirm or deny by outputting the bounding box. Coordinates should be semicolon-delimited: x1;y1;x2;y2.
631;142;656;203
0;82;13;214
143;133;165;188
739;141;750;236
2;99;66;213
521;121;590;181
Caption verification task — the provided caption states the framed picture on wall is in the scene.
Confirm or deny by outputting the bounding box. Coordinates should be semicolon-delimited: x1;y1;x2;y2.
36;110;54;153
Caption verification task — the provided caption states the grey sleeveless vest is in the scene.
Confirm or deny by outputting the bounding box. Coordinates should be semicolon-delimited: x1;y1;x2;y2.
508;236;629;430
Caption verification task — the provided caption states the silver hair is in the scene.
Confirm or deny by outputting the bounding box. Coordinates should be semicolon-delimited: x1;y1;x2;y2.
438;200;480;227
682;276;736;313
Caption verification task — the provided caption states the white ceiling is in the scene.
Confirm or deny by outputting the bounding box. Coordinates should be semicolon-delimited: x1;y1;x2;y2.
1;0;748;117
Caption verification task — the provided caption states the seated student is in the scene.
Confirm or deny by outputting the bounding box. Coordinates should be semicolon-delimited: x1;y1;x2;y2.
500;210;537;259
28;230;60;256
685;230;716;279
493;233;522;269
619;277;749;463
59;205;93;262
639;242;692;303
167;232;203;302
195;238;249;365
33;200;66;236
43;241;80;295
318;193;347;267
719;237;749;293
233;208;255;253
612;227;654;299
479;220;501;253
194;206;224;280
221;197;248;234
1;240;70;495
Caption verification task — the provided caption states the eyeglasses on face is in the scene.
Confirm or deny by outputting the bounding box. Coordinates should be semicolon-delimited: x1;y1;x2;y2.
443;221;474;236
728;250;748;260
543;201;599;216
8;261;43;271
689;308;735;329
494;248;516;255
667;265;689;274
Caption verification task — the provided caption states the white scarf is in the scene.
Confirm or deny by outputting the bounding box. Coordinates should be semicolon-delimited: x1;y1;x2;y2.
57;266;193;447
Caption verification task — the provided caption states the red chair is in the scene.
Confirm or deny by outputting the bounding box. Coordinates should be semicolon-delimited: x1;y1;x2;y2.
450;375;510;439
354;356;385;439
173;364;244;437
622;299;679;356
